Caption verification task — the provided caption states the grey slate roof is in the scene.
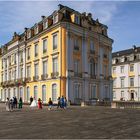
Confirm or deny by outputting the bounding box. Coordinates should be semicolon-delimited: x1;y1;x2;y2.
112;46;140;57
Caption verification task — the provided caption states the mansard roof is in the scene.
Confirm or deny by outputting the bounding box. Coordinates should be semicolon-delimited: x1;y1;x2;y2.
3;4;108;48
112;46;140;58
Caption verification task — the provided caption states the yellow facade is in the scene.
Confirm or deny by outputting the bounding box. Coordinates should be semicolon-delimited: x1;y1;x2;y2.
24;27;67;103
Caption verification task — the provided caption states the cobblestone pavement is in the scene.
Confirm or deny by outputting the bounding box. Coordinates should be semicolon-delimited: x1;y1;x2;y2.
0;103;140;139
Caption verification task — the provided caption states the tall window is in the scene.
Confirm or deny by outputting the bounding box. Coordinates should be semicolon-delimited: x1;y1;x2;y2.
5;72;7;81
34;44;38;57
113;79;116;87
27;66;31;77
130;65;134;72
9;71;11;80
20;68;23;78
52;84;57;102
104;86;108;98
43;39;47;53
34;86;38;100
20;51;23;62
112;67;116;74
42;85;46;102
43;61;47;75
121;78;124;88
53;58;58;73
113;91;116;99
4;89;6;101
53;34;58;50
90;40;94;51
14;70;16;80
89;59;96;76
8;89;10;99
90;85;96;99
34;64;38;76
27;87;30;102
130;77;134;87
120;66;124;73
121;91;124;98
13;88;16;97
74;60;79;73
14;54;16;64
19;87;23;98
74;84;80;99
104;65;107;77
27;48;30;59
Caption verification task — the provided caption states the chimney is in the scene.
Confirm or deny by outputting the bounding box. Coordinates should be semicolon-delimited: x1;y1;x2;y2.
133;45;136;50
24;27;28;31
58;4;64;10
41;16;45;20
88;13;92;21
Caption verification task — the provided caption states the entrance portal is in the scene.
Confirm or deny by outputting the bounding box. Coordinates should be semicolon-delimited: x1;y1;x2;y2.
131;93;134;100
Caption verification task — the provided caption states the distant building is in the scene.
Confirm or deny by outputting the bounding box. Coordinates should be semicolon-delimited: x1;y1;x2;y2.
0;4;113;104
112;46;140;101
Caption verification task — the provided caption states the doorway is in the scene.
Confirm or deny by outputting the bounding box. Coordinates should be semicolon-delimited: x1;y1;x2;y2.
131;93;134;100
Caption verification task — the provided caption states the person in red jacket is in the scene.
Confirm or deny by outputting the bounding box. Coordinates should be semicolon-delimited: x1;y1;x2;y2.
38;98;42;109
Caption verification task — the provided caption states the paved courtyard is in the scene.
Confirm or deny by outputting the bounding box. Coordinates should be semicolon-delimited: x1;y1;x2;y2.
0;103;140;139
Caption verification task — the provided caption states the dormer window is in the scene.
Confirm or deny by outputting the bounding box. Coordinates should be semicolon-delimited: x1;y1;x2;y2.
34;25;38;34
43;20;48;29
27;30;31;39
53;14;58;24
75;15;80;24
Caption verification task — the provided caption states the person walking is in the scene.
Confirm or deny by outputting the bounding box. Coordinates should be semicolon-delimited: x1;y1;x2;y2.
57;97;61;109
14;96;18;108
5;98;10;111
60;96;65;109
30;97;37;108
30;96;33;105
38;98;42;109
18;97;23;109
48;98;53;110
64;97;67;109
9;98;14;111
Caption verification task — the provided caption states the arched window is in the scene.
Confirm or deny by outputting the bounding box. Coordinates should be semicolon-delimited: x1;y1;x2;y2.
4;89;7;101
42;85;46;102
19;87;23;99
34;86;38;100
27;87;30;102
52;84;57;102
8;88;10;99
89;59;96;76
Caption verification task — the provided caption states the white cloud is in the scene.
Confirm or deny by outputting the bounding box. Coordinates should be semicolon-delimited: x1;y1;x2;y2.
0;1;121;44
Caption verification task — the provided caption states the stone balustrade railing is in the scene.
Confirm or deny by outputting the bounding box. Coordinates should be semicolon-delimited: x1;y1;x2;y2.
111;101;140;109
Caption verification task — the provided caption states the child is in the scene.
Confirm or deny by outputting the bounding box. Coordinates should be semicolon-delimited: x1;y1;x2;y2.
48;98;53;110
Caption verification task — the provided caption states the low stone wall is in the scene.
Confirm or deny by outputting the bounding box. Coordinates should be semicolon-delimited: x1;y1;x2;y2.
111;101;140;109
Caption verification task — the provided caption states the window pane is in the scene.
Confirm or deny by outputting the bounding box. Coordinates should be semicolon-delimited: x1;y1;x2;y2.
34;86;38;100
53;34;58;50
42;85;46;102
53;58;58;73
27;87;30;102
43;39;47;51
52;84;57;102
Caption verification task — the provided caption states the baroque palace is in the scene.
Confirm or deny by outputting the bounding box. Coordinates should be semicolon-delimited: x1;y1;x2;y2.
112;46;140;101
0;4;113;104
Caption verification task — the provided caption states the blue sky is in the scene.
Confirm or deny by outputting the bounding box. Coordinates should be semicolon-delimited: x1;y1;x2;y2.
0;1;140;52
